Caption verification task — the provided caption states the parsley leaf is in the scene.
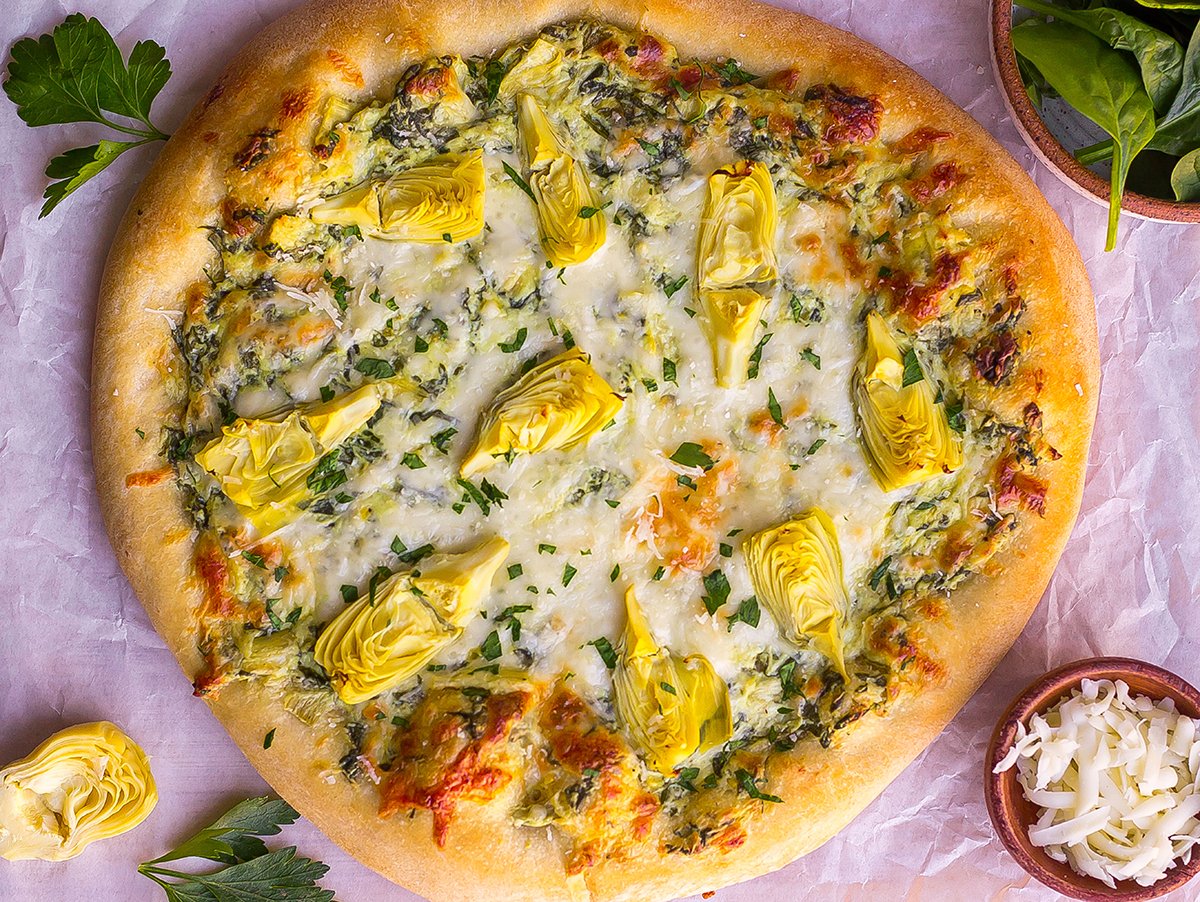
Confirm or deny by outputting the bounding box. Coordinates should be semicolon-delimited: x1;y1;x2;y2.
801;347;821;370
735;768;783;803
726;596;761;631
945;397;966;433
669;442;715;471
767;388;787;429
578;201;611;219
4;15;173;217
701;569;731;615
806;438;826;455
502;161;536;202
355;356;395;379
713;58;759;86
262;728;276;750
662;357;677;384
306;452;346;494
869;556;892;591
586;636;617;669
141;846;333;902
507;563;523;580
562;563;578;586
901;347;924;387
538;543;556;555
747;332;772;379
430;427;458;454
140;798;300;867
498;327;527;353
401;451;426;469
662;274;688;298
480;630;503;660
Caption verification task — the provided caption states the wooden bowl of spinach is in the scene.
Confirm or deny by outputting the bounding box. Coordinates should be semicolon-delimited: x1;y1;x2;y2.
990;0;1200;249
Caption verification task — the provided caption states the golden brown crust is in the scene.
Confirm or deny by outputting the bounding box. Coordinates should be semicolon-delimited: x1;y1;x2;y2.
92;0;1099;899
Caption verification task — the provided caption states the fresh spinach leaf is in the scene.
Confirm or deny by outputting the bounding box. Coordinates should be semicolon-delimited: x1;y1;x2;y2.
1017;0;1185;112
1013;19;1156;250
1171;145;1200;198
1146;20;1200;155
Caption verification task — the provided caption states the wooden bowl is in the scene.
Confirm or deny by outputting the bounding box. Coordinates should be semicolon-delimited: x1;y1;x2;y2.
989;0;1200;225
985;658;1200;900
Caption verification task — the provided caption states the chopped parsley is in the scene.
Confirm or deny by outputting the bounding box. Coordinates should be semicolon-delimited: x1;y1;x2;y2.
430;427;458;454
659;681;677;695
507;563;523;580
726;596;761;631
662;357;678;384
354;356;395;379
806;438;826;455
902;347;924;386
538;543;556;555
242;551;266;569
306;452;346;494
495;604;533;641
456;477;507;515
701;569;731;615
669;442;715;471
262;728;276;750
767;387;786;429
662;274;688;298
401;451;426;469
869;556;893;591
945;397;966;433
499;327;528;353
801;347;821;370
652;566;666;581
578;201;611;219
735;768;783;803
719;543;733;558
502;161;536;202
747;332;773;379
610;564;621;582
586;637;617;670
340;584;358;604
562;563;578;587
480;630;502;661
322;269;350;312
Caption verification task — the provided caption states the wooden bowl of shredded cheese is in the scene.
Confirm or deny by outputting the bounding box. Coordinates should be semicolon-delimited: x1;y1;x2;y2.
986;658;1200;900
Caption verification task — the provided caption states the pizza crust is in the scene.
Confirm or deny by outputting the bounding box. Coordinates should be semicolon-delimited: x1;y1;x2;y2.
92;0;1098;898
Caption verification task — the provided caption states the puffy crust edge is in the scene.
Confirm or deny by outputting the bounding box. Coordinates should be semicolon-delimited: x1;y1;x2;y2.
92;0;1099;899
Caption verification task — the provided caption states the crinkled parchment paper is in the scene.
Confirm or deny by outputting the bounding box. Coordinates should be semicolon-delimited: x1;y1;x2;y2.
1;0;1197;898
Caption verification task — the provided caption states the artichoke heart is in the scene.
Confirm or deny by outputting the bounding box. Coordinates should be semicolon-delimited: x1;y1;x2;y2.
461;348;622;477
612;587;732;773
516;94;606;267
498;38;566;100
744;509;850;678
696;162;777;386
697;161;777;290
853;312;962;491
194;384;381;531
698;288;769;388
0;722;156;861
314;536;510;704
310;151;485;242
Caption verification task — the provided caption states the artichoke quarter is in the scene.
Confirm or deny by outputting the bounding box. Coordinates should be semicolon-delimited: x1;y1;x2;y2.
695;161;778;386
497;38;566;100
612;587;732;773
461;348;623;477
310;151;485;242
744;509;850;679
0;722;157;861
314;536;510;704
194;383;382;532
515;93;606;267
853;311;962;492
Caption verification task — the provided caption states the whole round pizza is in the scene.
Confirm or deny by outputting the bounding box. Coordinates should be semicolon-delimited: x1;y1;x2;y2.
92;0;1099;898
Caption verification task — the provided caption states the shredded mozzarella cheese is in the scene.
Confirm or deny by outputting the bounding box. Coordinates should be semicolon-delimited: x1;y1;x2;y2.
994;678;1200;888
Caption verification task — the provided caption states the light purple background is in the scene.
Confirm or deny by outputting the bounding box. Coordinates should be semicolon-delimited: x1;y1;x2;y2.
2;1;1198;899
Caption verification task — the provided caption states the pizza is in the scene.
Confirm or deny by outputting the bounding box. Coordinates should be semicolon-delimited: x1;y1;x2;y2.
92;0;1099;898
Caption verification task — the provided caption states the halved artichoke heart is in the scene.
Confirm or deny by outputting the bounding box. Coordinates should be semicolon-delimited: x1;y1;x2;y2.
194;384;381;532
612;587;732;773
853;312;962;492
314;537;510;704
698;287;769;388
461;348;622;477
0;722;157;861
516;94;606;267
696;161;778;386
744;509;850;679
497;38;565;100
309;151;485;242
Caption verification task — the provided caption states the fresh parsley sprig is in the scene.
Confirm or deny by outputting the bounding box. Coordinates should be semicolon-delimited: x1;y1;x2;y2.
138;797;333;902
4;14;172;217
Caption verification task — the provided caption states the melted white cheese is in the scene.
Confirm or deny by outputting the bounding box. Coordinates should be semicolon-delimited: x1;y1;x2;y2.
278;152;917;718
